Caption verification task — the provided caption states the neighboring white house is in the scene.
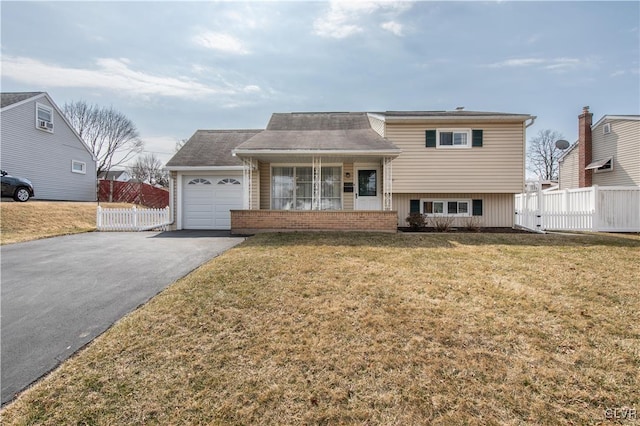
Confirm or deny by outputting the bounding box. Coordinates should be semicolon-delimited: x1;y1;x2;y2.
559;107;640;189
1;92;97;201
98;170;131;182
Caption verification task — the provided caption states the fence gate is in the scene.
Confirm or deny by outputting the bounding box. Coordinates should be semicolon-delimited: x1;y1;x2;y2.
96;206;171;231
515;185;639;233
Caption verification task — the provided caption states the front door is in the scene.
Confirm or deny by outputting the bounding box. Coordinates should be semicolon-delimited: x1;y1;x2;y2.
354;167;381;210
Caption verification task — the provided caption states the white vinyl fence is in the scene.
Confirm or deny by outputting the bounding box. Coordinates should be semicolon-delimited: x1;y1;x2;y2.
515;185;640;232
96;206;171;231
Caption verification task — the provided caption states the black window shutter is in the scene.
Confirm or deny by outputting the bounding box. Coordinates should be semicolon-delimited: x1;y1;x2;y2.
472;129;483;147
425;130;436;148
410;199;420;213
472;199;483;216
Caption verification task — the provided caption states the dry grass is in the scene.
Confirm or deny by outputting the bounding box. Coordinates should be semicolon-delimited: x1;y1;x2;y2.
0;201;134;245
2;232;639;425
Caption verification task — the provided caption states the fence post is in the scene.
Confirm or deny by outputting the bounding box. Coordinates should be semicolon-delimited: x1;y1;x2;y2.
132;206;138;231
592;185;599;232
537;181;544;231
96;206;102;230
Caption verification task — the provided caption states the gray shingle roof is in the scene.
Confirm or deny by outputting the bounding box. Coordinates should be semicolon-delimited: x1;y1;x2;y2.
166;130;263;167
267;112;372;130
1;92;44;109
235;129;399;151
235;112;399;152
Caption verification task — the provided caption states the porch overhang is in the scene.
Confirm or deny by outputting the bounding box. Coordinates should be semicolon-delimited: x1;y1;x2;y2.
232;149;400;163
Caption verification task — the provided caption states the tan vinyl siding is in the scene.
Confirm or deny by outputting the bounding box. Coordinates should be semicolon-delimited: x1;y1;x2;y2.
592;119;640;187
387;122;525;193
343;162;354;210
259;161;270;210
559;147;579;190
394;193;515;227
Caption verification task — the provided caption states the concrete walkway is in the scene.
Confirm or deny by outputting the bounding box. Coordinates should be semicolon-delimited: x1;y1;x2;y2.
1;231;244;405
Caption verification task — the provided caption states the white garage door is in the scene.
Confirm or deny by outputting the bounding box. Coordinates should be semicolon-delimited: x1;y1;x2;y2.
183;176;243;230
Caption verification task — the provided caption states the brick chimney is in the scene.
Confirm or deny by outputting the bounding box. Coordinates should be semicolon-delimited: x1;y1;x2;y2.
578;106;593;187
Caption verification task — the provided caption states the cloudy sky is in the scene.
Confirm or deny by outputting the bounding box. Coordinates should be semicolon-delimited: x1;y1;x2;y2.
2;1;639;167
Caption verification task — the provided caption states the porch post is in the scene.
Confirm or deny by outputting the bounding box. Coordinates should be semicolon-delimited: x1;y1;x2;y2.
242;158;254;210
383;156;393;211
312;156;321;210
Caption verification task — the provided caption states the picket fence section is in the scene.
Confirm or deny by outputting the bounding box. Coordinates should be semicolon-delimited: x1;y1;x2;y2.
96;206;171;231
515;185;640;232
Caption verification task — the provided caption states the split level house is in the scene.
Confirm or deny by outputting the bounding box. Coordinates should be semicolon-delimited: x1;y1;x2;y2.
559;107;640;190
0;92;97;201
166;110;536;233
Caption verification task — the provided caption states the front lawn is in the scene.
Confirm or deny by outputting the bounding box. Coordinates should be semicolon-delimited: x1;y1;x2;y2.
2;232;638;425
0;201;133;245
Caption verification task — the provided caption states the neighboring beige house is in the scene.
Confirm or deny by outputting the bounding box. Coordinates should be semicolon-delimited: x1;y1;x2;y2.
166;110;535;232
559;107;640;189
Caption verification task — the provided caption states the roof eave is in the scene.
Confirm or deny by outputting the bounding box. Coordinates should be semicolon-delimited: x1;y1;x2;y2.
368;112;534;123
233;149;401;157
164;165;245;172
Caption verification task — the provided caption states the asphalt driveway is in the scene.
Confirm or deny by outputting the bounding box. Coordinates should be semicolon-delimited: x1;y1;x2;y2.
1;230;244;406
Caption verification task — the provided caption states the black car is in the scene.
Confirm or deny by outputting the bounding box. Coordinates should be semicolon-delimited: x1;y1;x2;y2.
1;170;35;202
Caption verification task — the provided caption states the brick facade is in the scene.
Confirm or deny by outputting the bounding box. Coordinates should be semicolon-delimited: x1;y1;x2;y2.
231;210;398;234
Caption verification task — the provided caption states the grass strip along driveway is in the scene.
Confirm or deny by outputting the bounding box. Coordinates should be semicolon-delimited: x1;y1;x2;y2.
0;201;132;245
2;232;638;425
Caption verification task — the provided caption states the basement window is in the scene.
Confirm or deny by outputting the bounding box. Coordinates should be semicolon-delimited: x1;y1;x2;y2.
422;199;471;216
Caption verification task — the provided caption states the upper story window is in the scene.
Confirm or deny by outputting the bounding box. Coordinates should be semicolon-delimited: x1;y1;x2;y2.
603;123;611;135
36;103;54;132
426;129;483;148
439;130;469;147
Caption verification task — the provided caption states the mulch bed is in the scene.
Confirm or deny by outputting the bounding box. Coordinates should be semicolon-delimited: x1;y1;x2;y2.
398;227;532;233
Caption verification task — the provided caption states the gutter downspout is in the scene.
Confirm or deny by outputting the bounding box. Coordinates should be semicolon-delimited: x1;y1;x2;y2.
525;116;537;128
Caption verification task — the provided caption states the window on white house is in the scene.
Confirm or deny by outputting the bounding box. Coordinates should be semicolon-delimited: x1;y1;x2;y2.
71;160;86;174
603;123;611;135
586;157;613;173
422;199;471;216
36;103;54;132
272;166;342;210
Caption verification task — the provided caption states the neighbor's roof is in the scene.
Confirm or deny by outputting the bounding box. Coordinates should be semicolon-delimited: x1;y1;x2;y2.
1;92;45;109
234;112;400;153
165;129;263;168
98;170;129;180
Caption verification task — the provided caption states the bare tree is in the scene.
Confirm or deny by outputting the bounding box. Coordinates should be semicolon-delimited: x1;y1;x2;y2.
63;101;144;176
128;153;169;187
527;129;565;181
175;138;188;153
